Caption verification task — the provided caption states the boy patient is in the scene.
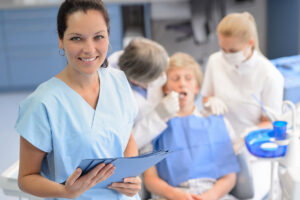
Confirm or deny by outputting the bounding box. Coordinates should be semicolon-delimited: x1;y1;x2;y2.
143;52;240;200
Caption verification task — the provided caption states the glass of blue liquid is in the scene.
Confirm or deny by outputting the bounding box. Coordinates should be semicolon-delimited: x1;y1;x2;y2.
273;121;287;140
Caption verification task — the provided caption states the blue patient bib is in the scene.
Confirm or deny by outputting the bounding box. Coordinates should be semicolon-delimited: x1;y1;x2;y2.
153;115;240;187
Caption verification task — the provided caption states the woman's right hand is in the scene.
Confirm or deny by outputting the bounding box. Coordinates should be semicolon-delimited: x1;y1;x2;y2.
64;163;115;198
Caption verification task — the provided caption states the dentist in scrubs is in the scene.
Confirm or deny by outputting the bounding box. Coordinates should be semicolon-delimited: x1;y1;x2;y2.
201;12;284;136
109;38;180;150
16;0;141;199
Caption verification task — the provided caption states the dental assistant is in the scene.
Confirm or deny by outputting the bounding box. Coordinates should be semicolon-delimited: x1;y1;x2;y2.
108;38;180;150
16;0;141;199
201;12;284;136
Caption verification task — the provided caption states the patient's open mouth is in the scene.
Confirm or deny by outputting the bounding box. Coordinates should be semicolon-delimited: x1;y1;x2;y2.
179;92;187;99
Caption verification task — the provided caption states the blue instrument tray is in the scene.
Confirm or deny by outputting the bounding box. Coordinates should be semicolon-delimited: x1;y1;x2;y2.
245;129;287;158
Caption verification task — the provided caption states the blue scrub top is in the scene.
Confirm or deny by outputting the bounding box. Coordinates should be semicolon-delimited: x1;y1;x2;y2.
15;67;139;200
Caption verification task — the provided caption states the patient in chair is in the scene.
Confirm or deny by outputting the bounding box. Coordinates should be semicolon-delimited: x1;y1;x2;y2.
143;52;240;200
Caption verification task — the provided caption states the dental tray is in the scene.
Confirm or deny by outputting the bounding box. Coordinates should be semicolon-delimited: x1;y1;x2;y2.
245;129;287;158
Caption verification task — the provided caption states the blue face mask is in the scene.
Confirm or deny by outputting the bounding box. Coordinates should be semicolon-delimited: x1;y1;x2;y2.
153;115;240;187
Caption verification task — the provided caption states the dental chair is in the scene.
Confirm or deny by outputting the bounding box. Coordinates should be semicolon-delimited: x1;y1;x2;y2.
230;152;254;199
139;151;254;200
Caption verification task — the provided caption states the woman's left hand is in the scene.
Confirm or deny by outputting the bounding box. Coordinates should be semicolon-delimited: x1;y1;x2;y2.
108;176;141;197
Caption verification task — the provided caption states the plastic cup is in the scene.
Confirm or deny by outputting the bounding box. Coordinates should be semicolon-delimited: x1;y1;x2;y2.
273;121;287;140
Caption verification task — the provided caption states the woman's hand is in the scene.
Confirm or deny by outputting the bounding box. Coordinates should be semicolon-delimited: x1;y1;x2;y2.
108;176;141;197
64;163;115;198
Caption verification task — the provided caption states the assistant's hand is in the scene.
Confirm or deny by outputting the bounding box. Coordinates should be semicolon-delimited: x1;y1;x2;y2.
108;176;141;197
204;97;228;115
155;91;180;122
64;163;115;198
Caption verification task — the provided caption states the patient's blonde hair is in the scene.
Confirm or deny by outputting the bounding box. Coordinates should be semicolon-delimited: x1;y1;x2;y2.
217;12;260;52
167;52;203;88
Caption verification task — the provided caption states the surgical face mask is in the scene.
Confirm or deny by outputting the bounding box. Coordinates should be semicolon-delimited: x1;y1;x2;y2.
148;72;167;88
222;50;247;67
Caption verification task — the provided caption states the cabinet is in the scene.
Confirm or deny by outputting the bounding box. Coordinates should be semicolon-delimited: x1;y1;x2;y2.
0;11;9;88
0;4;123;90
3;7;64;89
107;4;123;53
267;0;300;59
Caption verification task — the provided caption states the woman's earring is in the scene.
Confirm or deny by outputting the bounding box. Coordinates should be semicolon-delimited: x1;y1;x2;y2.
59;49;65;56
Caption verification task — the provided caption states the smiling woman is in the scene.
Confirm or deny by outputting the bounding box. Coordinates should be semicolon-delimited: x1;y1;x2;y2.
15;0;141;200
58;9;109;76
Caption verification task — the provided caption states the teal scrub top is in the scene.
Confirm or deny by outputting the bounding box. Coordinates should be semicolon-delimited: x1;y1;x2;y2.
15;67;139;200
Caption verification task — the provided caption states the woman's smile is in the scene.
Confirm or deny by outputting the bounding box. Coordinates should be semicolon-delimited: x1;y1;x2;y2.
79;56;99;64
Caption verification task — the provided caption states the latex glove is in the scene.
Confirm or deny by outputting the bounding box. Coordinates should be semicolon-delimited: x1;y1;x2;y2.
155;91;180;122
204;97;228;115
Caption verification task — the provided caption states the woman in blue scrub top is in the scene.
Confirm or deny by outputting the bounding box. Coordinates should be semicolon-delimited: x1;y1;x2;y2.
15;0;141;199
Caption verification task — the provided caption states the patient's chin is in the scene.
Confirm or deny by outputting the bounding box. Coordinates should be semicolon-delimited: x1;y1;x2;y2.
179;99;189;107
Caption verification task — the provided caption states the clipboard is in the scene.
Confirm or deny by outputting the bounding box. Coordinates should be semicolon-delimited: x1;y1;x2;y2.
77;150;170;188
